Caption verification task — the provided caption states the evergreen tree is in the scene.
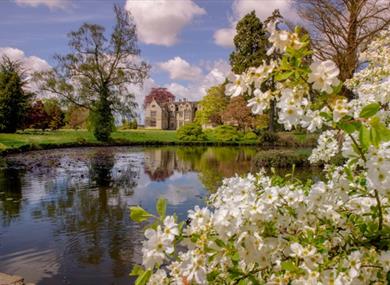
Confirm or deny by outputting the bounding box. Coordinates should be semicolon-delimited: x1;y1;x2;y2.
0;56;31;133
229;11;268;74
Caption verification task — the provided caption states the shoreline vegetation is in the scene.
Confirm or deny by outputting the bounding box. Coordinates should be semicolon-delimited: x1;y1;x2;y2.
0;129;317;156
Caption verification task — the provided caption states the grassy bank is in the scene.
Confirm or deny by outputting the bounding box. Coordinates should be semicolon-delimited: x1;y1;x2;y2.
0;129;317;155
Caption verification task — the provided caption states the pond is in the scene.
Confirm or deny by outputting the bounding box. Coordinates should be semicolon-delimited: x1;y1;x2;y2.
0;146;319;284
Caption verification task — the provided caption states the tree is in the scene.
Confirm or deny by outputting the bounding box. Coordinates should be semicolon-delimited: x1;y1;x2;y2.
296;0;390;83
0;56;31;133
195;85;229;127
35;5;150;141
229;11;268;74
229;10;281;131
144;87;175;107
65;105;89;129
222;96;254;131
44;99;65;130
25;100;50;130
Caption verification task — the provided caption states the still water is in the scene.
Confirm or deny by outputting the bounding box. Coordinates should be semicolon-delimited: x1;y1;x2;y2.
0;146;317;284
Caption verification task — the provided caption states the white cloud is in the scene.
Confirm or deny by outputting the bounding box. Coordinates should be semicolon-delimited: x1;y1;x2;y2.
158;57;203;81
232;0;297;21
165;82;191;99
164;59;230;102
14;0;70;9
214;27;236;48
214;0;298;48
0;47;51;74
125;0;206;46
0;47;52;93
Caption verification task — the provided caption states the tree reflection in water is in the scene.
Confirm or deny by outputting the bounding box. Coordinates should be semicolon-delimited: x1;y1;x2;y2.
0;167;23;226
27;149;142;283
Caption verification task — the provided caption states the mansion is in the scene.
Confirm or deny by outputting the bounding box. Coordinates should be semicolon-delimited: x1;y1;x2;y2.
144;88;198;130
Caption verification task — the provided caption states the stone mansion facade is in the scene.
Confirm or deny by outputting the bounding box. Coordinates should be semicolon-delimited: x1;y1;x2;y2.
144;91;198;130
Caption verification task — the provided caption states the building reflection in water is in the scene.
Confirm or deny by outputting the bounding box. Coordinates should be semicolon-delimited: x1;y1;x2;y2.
143;147;256;192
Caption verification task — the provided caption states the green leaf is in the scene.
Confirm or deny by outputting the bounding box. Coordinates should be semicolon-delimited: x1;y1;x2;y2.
215;239;225;248
228;267;242;279
359;125;370;149
130;206;153;223
248;275;261;285
135;270;152;285
275;71;293;81
130;265;144;276
156;198;167;218
281;261;299;272
360;103;380;118
207;270;219;282
320;112;332;121
369;117;390;147
338;121;356;134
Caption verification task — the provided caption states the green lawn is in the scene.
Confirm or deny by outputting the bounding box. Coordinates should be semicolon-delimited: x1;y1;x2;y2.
0;129;179;153
0;129;317;154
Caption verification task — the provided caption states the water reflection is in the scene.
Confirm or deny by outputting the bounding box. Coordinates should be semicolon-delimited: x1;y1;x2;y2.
0;146;319;284
0;167;24;226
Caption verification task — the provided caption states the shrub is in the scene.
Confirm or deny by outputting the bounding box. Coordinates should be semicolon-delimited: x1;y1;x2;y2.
242;131;257;140
121;119;138;130
252;148;311;168
257;130;278;144
211;125;241;142
177;123;207;141
276;132;318;147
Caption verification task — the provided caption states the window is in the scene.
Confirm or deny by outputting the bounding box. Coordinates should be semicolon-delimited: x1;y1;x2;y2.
184;110;191;120
150;111;157;127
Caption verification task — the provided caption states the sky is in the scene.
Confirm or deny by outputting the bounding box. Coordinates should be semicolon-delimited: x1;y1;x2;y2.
0;0;298;119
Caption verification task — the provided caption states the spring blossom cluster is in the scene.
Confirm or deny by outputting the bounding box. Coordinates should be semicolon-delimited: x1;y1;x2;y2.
131;24;390;285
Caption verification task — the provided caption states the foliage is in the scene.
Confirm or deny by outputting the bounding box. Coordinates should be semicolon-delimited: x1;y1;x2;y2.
43;99;65;130
221;96;253;130
195;85;228;126
208;125;241;142
256;129;278;144
121;118;138;130
25;100;50;130
35;5;149;140
229;11;268;74
89;97;115;141
65;105;89;129
242;131;257;141
130;22;390;285
0;56;31;133
177;123;207;142
252;148;311;168
144;88;175;107
227;10;284;132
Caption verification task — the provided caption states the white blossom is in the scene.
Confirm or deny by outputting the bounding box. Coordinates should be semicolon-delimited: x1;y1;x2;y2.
308;60;340;93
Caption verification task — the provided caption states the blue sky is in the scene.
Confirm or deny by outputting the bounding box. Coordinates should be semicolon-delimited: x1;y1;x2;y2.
0;0;297;115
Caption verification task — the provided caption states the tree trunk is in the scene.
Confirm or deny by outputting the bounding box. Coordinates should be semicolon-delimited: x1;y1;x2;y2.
268;99;276;133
